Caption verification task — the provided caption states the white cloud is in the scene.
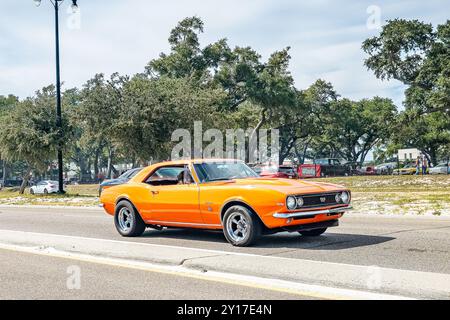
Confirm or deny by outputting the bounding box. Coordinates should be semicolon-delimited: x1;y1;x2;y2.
0;0;447;110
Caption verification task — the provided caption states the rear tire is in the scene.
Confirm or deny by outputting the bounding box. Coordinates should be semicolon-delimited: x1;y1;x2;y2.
44;189;48;195
223;205;261;247
114;200;146;237
299;228;327;237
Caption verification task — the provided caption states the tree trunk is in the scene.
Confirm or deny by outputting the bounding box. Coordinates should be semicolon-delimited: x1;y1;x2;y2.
19;167;32;195
299;142;309;165
1;160;6;183
131;156;137;169
428;148;437;167
106;147;114;179
78;158;87;182
86;158;92;182
93;151;100;183
247;109;267;163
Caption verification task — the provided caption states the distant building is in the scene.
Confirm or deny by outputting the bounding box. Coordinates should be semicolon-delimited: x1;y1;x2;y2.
398;148;420;162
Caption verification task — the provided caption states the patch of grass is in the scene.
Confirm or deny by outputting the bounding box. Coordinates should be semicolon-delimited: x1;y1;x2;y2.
66;184;99;196
311;175;450;192
0;184;100;206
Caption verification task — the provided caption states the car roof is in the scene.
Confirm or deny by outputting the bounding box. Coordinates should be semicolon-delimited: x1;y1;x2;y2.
130;159;245;182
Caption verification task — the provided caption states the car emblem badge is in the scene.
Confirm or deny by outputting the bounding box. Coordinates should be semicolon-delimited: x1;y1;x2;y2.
320;197;326;203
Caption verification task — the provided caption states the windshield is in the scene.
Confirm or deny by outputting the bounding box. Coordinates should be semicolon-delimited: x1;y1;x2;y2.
279;167;294;173
194;161;258;183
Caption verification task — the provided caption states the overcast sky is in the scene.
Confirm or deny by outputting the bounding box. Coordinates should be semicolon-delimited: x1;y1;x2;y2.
1;0;448;109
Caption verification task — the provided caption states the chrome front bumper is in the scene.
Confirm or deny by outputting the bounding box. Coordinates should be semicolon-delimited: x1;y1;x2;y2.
273;206;352;219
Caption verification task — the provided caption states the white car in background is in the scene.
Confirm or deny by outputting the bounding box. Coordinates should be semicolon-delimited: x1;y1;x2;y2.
375;162;396;175
30;180;62;195
429;163;450;175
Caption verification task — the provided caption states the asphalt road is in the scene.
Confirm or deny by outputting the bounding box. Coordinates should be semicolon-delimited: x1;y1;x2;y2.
0;248;310;300
0;206;449;274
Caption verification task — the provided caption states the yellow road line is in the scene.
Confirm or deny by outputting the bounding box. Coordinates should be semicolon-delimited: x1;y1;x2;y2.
0;244;351;300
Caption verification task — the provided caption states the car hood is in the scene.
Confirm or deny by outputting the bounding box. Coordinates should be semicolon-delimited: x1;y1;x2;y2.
217;178;346;195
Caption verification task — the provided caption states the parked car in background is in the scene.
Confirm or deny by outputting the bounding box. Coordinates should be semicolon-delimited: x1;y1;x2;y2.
278;165;298;179
99;168;143;196
247;163;262;175
429;163;450;175
258;165;298;179
393;163;418;175
375;162;398;175
352;165;376;176
297;164;320;178
313;158;351;177
100;159;352;247
29;180;63;195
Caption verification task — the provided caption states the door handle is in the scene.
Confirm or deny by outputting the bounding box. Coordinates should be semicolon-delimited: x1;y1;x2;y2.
151;191;159;195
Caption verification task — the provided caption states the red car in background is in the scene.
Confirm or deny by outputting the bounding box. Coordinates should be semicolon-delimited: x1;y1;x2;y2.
258;165;298;179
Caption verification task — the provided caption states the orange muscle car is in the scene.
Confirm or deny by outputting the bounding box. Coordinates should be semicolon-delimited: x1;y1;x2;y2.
100;159;352;246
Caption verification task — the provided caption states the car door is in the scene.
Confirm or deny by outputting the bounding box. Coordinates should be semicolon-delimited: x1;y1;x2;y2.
144;166;203;225
328;159;338;176
35;181;45;194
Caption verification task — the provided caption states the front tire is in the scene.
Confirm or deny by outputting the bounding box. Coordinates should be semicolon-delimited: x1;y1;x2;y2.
30;188;35;195
223;205;261;247
299;228;327;237
114;200;146;237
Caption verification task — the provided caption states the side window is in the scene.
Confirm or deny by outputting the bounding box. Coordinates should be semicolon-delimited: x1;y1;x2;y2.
146;166;184;186
183;169;195;184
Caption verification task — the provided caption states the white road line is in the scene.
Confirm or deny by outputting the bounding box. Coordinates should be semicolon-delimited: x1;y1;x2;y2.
0;229;439;271
0;229;448;299
0;242;413;300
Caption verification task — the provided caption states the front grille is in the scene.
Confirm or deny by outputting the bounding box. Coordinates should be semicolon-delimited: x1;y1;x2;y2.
297;193;339;208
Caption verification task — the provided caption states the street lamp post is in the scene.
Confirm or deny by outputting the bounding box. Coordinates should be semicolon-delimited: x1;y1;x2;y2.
34;0;78;194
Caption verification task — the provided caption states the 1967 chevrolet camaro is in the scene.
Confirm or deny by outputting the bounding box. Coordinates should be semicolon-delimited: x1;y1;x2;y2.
100;159;352;247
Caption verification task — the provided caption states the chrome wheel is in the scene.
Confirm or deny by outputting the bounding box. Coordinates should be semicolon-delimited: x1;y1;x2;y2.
118;207;133;232
226;211;250;242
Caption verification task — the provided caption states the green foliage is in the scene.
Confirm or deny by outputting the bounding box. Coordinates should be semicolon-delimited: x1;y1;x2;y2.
116;75;226;162
0;86;71;185
325;97;397;165
363;19;435;84
3;16;448;179
390;111;450;165
363;19;450;164
363;19;449;115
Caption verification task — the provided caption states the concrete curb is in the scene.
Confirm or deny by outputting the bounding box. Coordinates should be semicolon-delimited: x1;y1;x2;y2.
0;205;102;210
0;229;448;299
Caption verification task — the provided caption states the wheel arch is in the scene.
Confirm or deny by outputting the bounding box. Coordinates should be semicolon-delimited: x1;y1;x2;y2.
114;197;144;220
220;199;269;230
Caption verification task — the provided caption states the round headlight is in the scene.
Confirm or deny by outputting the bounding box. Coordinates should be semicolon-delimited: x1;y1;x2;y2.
341;191;350;204
335;193;341;203
286;196;297;210
297;197;304;207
